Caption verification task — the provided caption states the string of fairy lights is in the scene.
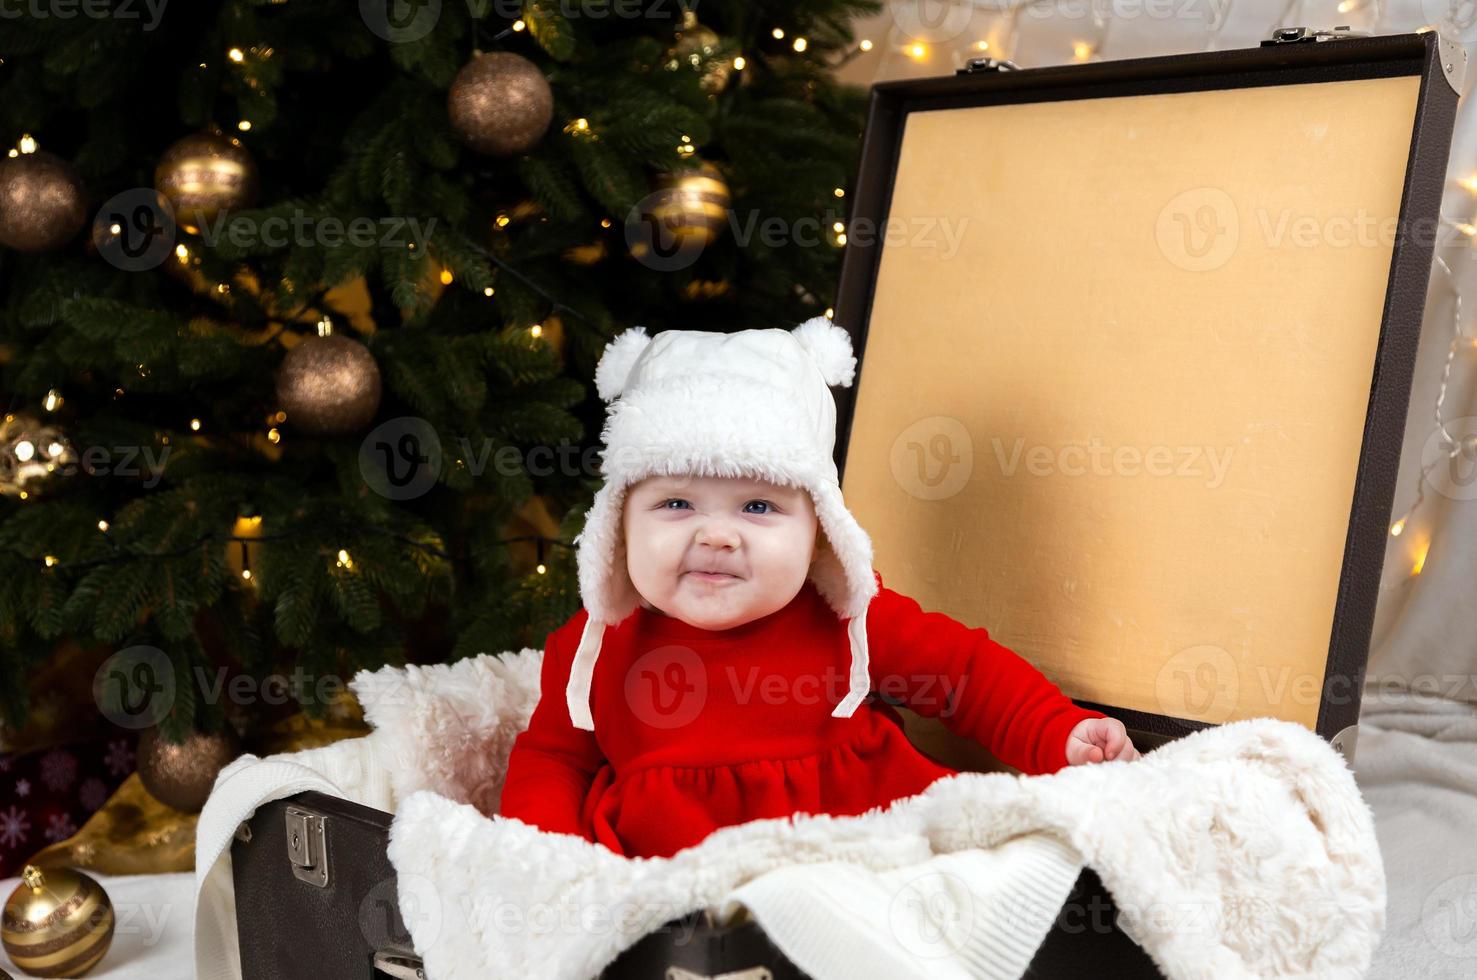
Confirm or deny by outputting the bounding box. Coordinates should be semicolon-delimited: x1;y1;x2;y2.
16;520;572;578
11;6;1476;588
4;15;869;583
1385;247;1477;578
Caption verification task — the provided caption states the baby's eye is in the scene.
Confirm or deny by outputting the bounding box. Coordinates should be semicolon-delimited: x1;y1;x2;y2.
660;498;691;510
743;500;774;515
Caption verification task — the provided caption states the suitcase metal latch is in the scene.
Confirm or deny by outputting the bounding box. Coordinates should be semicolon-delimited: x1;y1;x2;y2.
373;947;426;980
1263;26;1372;45
284;805;329;888
666;969;771;980
956;57;1020;75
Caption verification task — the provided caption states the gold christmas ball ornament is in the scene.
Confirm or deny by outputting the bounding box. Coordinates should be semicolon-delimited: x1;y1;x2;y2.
276;332;383;436
154;130;258;235
627;162;731;269
2;865;114;977
136;724;242;813
666;15;731;94
0;414;77;498
0;150;88;252
448;52;554;157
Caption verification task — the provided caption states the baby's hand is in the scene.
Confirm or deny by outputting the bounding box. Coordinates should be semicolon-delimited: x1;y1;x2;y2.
1065;717;1140;766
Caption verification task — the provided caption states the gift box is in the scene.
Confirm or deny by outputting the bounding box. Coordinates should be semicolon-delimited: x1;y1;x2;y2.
220;27;1457;980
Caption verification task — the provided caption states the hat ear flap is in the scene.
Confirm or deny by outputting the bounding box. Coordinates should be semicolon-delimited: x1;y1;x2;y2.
791;316;857;388
594;326;653;402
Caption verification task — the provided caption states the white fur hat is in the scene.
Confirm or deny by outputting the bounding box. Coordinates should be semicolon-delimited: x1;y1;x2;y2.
565;316;880;730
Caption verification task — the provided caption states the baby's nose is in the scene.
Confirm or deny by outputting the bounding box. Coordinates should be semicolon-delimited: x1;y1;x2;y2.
695;522;740;548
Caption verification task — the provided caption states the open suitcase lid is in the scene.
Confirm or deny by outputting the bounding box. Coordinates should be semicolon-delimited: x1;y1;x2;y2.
832;29;1461;760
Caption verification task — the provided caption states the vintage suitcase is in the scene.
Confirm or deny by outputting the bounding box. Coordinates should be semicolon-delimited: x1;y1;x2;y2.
232;27;1459;980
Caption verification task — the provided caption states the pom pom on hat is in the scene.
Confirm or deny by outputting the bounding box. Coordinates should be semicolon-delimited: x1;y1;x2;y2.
594;326;653;401
791;316;857;388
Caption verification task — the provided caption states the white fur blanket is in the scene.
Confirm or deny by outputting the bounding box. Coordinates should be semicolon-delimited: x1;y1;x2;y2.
193;649;1385;980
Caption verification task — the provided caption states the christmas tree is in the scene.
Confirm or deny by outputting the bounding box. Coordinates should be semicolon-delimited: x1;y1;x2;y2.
0;0;877;742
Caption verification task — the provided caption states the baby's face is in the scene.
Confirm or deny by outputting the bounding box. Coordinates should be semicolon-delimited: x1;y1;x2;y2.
623;474;819;631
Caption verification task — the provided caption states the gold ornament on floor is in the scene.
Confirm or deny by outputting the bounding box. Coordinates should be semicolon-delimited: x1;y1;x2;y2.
0;414;77;498
155;130;258;235
276;330;383;436
136;724;242;813
666;11;731;94
0;150;88;252
644;162;731;252
448;51;554;157
2;865;114;977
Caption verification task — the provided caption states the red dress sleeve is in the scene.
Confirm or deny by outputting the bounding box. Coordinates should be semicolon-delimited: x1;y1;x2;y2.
498;609;606;835
864;572;1106;776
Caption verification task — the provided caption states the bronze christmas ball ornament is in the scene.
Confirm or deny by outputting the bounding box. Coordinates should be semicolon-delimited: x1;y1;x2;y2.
448;52;554;157
2;865;114;977
154;131;258;235
275;332;383;436
667;15;731;94
0;150;88;252
136;724;242;813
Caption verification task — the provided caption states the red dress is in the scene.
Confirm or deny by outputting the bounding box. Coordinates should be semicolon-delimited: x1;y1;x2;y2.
498;569;1105;858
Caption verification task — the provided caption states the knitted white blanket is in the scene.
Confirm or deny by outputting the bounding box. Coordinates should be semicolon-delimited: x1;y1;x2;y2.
193;649;1385;980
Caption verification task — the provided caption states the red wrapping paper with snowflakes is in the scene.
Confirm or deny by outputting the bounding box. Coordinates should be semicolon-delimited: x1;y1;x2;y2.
0;737;136;878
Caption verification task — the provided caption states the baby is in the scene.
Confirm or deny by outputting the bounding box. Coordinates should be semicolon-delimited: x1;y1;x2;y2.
500;319;1138;859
